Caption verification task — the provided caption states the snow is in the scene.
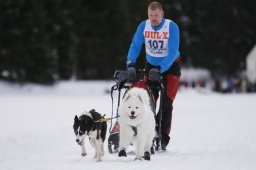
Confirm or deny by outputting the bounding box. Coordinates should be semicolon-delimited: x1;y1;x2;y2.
0;80;256;170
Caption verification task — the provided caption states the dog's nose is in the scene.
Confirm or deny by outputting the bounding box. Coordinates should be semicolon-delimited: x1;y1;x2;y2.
131;111;135;115
76;139;79;142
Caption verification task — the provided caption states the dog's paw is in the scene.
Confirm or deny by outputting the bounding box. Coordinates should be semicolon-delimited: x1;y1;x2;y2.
134;156;143;161
96;159;102;162
143;151;150;161
118;149;127;157
81;152;87;157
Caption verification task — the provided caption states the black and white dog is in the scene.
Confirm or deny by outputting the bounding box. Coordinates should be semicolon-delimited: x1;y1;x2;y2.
73;109;107;162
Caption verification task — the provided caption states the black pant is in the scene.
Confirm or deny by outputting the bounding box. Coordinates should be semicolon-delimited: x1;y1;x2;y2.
145;58;181;145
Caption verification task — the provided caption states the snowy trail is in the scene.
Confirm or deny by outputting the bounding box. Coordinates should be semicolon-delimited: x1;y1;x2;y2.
0;81;256;170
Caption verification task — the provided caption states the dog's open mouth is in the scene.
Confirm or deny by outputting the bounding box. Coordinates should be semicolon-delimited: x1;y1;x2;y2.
129;115;137;119
77;141;83;146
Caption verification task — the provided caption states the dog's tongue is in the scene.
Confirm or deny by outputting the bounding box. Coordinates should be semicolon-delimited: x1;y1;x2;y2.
129;116;136;119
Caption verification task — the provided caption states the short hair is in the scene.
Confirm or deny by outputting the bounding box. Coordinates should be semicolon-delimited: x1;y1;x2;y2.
148;1;163;11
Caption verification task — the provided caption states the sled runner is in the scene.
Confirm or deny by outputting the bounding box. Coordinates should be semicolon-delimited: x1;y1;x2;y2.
108;69;164;154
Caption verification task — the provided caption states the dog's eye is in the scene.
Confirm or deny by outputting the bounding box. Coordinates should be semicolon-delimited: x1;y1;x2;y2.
79;130;84;135
74;130;78;135
136;107;138;109
128;106;131;108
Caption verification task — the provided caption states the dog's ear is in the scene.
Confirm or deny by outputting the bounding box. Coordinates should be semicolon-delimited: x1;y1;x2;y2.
74;115;79;123
89;109;96;114
124;94;131;102
138;95;144;104
73;115;79;129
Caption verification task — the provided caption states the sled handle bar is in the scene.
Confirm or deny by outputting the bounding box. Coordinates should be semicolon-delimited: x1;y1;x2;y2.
113;69;164;90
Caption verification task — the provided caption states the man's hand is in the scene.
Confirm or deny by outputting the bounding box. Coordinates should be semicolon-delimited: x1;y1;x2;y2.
148;68;161;83
127;67;136;82
117;67;136;83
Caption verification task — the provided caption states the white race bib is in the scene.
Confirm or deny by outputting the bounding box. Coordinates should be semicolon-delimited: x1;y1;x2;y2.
144;19;171;57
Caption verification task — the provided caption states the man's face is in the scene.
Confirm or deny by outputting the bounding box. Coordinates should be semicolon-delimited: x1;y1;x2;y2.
148;8;163;26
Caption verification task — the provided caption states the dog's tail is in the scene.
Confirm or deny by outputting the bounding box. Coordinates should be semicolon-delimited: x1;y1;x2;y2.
101;122;107;142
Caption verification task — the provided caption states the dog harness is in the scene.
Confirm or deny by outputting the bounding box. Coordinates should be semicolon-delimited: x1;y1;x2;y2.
131;126;137;136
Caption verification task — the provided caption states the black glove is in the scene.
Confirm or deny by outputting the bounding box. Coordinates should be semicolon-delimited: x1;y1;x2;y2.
117;70;129;83
148;68;161;83
117;66;136;83
127;66;136;82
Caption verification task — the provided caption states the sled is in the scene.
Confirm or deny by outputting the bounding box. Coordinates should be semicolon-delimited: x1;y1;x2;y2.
108;69;164;154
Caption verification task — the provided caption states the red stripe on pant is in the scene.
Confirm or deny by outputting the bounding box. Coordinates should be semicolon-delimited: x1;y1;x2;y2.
166;74;180;101
161;74;179;144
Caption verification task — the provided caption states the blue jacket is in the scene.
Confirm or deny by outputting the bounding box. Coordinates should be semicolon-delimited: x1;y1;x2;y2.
127;18;180;73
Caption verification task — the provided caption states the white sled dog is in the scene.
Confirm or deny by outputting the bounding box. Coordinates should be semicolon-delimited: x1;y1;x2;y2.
118;87;155;161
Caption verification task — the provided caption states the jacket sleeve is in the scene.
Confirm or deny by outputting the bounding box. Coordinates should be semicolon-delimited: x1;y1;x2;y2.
127;21;146;64
159;21;180;73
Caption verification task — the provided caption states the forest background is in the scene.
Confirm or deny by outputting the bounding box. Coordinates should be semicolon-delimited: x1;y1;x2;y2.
0;0;255;84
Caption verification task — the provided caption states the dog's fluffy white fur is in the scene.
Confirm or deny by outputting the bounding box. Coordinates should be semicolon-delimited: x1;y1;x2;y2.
118;87;155;159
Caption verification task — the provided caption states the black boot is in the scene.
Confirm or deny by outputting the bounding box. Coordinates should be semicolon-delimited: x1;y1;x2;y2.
143;151;151;160
161;135;170;151
118;149;127;157
150;146;155;154
161;142;167;151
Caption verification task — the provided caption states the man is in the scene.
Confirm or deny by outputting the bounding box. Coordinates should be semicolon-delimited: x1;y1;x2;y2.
118;1;181;150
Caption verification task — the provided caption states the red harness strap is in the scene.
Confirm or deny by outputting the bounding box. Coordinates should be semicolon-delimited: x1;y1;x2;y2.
131;80;147;89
